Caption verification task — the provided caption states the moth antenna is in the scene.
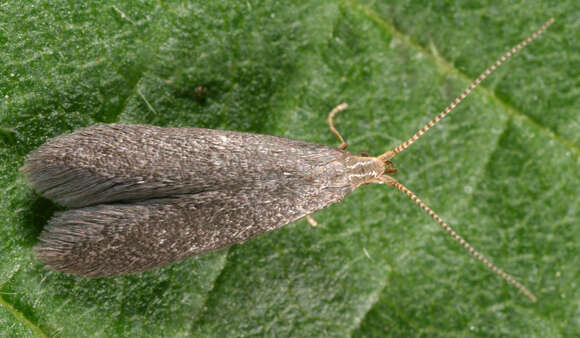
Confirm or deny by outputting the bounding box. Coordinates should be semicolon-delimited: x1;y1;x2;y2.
376;175;537;302
379;18;554;162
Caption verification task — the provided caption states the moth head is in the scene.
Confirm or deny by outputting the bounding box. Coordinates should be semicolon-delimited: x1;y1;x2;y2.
377;150;397;175
383;160;397;174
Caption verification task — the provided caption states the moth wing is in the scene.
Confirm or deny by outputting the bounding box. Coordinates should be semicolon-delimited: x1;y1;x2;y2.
22;124;343;207
36;177;352;277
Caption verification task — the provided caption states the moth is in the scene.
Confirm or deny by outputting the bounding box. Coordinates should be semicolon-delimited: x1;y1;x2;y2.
22;18;554;302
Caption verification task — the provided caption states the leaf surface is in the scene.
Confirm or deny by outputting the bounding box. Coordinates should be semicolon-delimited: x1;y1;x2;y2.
1;1;578;337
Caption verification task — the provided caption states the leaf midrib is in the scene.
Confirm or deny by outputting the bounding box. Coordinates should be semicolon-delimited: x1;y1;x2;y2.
0;286;47;337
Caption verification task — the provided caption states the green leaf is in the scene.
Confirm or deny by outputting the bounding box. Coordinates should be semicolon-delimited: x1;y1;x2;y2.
1;1;578;336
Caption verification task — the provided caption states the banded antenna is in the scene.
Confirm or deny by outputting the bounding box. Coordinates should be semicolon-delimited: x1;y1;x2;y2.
379;18;555;302
379;18;554;162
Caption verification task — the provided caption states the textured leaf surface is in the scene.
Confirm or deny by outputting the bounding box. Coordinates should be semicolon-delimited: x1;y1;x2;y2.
1;1;578;337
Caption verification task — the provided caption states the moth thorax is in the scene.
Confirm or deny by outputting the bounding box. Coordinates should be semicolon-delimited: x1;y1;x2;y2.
345;156;384;188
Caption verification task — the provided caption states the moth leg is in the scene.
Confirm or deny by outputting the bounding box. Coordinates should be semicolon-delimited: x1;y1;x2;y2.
328;103;349;150
305;215;318;227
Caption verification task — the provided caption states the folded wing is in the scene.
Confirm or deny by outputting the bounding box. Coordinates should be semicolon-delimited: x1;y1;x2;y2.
36;177;351;277
22;124;345;207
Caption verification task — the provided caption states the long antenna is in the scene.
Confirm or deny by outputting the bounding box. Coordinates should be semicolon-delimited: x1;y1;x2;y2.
379;18;554;162
377;176;537;302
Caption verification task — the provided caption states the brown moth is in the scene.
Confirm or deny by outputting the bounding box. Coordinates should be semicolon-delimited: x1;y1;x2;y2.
22;18;554;301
